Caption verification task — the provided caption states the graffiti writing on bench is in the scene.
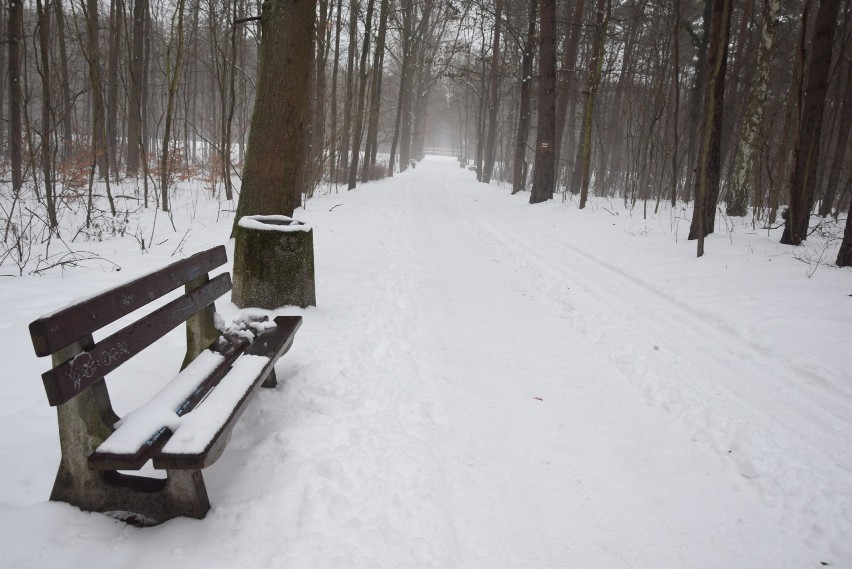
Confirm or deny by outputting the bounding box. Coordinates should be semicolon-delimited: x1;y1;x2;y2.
65;342;132;391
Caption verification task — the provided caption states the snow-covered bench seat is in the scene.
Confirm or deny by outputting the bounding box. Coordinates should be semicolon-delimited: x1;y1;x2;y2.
28;246;302;524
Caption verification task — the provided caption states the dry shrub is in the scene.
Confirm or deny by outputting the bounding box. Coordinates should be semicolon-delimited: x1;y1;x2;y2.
364;162;388;181
55;153;93;192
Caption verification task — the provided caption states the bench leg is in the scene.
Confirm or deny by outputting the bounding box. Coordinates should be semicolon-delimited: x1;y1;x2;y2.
160;470;211;520
48;338;210;524
53;466;210;525
182;274;220;370
261;368;277;388
51;384;210;523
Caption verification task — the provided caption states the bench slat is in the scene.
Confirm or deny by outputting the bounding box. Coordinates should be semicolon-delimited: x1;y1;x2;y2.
156;355;270;462
88;317;301;471
29;246;227;357
87;346;246;471
245;316;302;360
41;273;232;406
153;357;272;470
153;316;302;470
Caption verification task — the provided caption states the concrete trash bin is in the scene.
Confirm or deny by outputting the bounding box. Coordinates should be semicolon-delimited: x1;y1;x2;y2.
232;215;316;309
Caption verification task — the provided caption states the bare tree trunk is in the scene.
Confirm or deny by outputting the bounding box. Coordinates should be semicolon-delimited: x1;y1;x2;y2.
400;22;423;174
347;0;375;190
717;0;752;180
83;0;110;180
399;0;436;172
214;2;228;197
107;0;122;177
0;4;4;153
670;0;681;207
781;0;841;245
295;17;316;205
387;20;411;179
399;63;415;171
837;200;852;266
314;0;330;182
363;0;389;179
768;86;799;224
688;0;733;256
512;0;536;194
818;44;852;217
8;0;23;193
223;0;238;200
553;0;586;184
411;56;431;161
142;2;151;159
55;1;74;161
481;0;503;184
530;0;557;203
475;60;487;180
387;79;405;177
36;0;57;229
159;0;187;212
341;0;357;179
683;0;713;203
329;0;343;183
126;0;146;177
232;0;316;224
578;0;610;210
727;0;780;217
596;0;638;197
236;0;249;165
562;68;581;193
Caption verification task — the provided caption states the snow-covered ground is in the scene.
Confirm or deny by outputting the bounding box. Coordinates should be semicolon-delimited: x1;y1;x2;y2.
1;156;850;568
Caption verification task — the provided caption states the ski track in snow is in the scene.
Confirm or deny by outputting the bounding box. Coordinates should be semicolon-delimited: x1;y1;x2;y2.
1;157;850;568
298;160;844;567
423;167;852;562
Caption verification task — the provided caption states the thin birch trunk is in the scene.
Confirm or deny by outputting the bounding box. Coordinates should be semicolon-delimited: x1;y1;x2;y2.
727;0;780;217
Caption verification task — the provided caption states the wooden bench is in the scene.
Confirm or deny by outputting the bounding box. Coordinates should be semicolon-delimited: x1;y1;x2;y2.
28;245;302;524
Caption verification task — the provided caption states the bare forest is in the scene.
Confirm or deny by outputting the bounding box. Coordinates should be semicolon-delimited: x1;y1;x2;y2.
2;0;852;269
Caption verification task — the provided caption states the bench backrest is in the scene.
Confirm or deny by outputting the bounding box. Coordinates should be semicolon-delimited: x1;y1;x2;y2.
29;246;230;406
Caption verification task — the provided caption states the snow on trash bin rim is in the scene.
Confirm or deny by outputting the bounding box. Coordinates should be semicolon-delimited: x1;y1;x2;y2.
237;215;313;232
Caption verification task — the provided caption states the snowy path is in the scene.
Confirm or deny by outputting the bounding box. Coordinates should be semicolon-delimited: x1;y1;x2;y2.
2;157;850;568
288;158;846;567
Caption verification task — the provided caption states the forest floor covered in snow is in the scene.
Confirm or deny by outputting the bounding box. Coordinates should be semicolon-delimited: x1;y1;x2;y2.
1;156;851;568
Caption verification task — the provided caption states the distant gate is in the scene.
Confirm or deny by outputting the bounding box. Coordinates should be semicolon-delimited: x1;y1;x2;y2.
423;147;460;157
